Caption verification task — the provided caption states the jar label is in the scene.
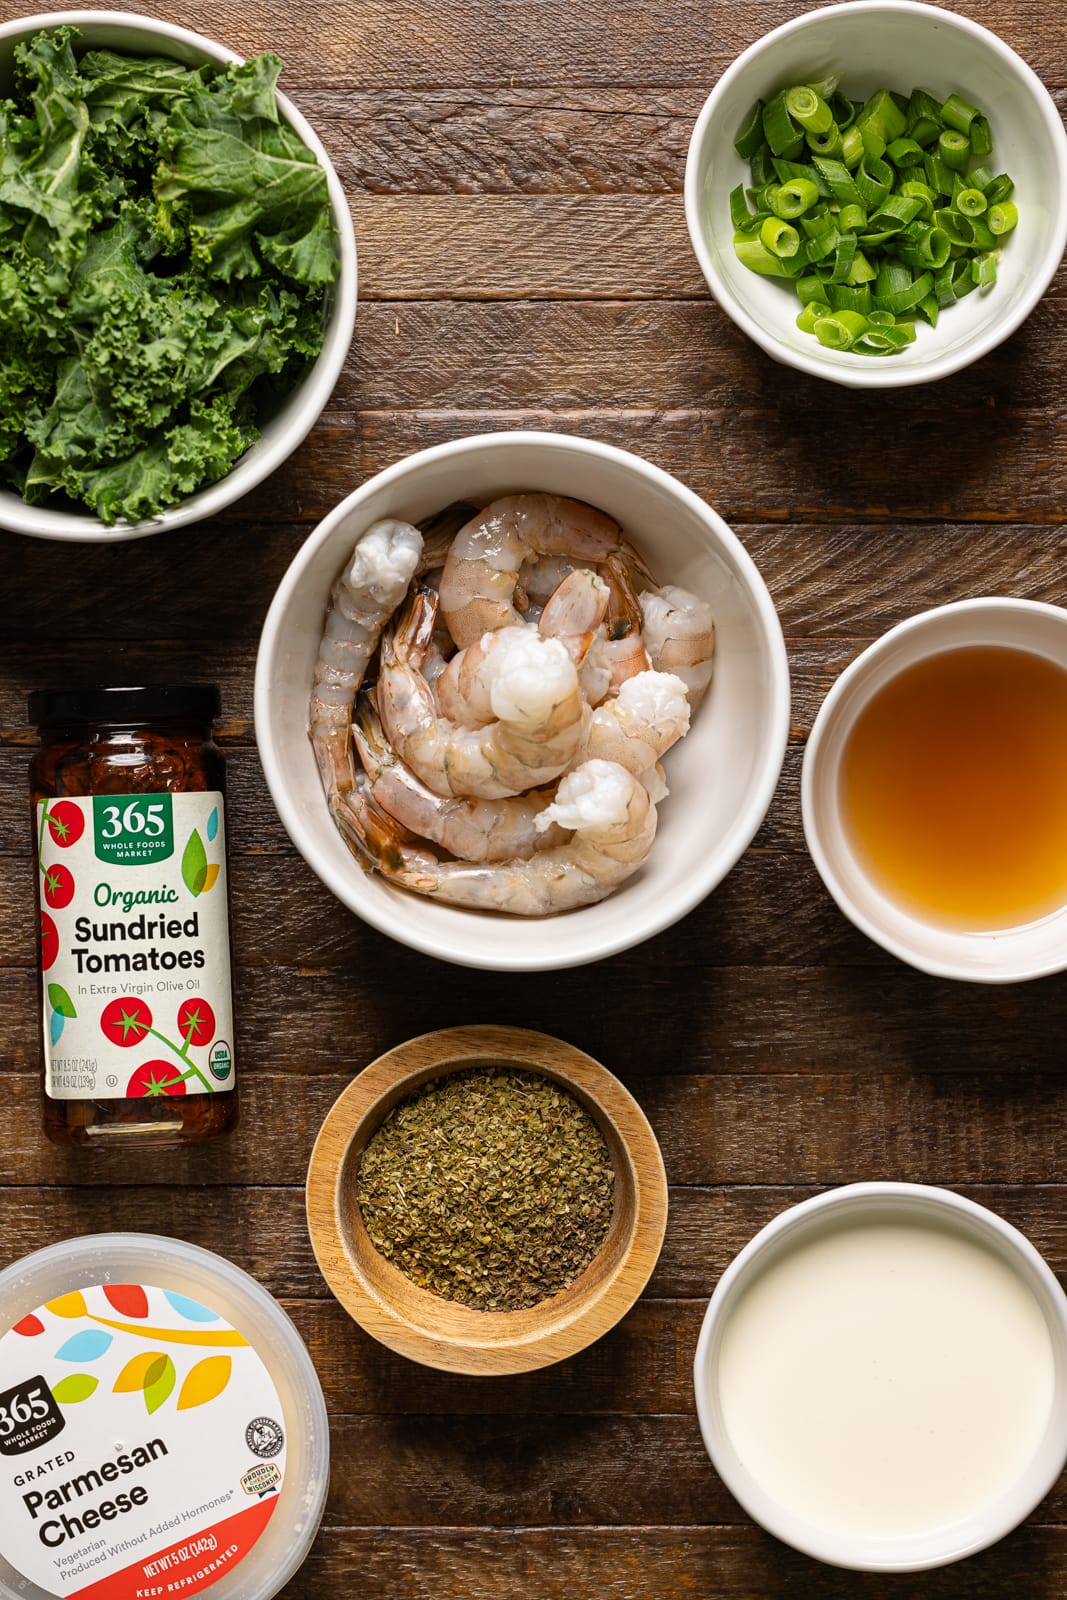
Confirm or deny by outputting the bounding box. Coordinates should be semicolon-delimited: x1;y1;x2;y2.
35;793;235;1101
0;1284;286;1598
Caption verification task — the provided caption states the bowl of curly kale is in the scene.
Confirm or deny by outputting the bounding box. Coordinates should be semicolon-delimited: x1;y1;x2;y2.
0;12;357;540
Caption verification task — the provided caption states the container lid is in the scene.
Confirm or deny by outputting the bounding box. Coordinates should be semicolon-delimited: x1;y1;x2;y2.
0;1233;328;1600
28;683;221;727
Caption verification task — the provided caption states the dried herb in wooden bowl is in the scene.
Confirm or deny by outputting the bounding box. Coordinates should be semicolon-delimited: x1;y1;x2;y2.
354;1067;616;1312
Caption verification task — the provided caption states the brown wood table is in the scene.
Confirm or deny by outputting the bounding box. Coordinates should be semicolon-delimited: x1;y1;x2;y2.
2;0;1067;1593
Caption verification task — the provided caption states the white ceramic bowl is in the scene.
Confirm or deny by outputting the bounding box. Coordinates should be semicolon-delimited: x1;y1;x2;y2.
694;1182;1067;1571
802;598;1067;981
0;11;357;542
255;431;790;971
684;0;1067;388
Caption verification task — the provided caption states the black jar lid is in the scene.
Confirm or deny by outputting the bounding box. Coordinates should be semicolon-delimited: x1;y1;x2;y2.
28;684;222;727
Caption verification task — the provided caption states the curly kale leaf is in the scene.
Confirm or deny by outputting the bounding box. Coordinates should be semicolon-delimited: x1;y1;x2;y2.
155;54;336;286
49;393;260;524
0;28;338;523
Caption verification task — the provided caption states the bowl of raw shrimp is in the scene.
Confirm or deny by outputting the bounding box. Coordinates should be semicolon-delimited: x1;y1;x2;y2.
255;431;790;971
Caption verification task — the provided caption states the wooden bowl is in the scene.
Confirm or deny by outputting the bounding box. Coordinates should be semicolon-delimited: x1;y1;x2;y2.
306;1025;668;1374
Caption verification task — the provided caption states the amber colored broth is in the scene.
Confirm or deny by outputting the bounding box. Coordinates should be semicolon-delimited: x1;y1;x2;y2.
839;645;1067;931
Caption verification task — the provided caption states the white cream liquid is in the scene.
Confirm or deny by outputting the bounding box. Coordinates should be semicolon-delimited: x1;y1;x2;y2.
716;1217;1055;1540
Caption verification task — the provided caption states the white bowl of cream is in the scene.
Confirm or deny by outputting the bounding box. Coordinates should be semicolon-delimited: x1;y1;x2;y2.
694;1183;1067;1571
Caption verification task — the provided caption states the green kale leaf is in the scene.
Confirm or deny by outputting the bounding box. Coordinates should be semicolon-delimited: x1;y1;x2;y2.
0;27;339;523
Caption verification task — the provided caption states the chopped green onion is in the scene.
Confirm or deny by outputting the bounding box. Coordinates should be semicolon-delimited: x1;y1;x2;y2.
729;80;1016;357
856;89;907;144
733;237;794;276
955;187;988;217
924;153;956;194
814;309;868;349
908;115;942;148
806;123;843;157
785;85;834;134
734;99;766;159
763;91;803;157
729;184;754;229
984;174;1014;205
898;179;936;221
840;126;865;168
796;301;824;334
812;155;865;207
988;200;1018;236
938;129;970;170
771;177;821;218
830;92;859;130
795;273;831;305
970;116;993;157
886;137;925;167
942;93;980;134
972;250;999;290
760;216;800;257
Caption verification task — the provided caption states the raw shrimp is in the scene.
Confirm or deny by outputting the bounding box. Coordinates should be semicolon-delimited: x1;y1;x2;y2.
436;568;608;727
576;670;691;781
377;587;588;799
309;518;423;800
349;758;657;914
640;585;716;702
579;554;652;706
353;695;567;863
438;493;623;648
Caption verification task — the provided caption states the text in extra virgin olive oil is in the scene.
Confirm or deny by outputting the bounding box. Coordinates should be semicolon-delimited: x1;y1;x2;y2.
35;793;235;1101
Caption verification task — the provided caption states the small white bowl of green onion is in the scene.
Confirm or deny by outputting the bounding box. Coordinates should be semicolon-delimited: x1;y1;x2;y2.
684;0;1067;387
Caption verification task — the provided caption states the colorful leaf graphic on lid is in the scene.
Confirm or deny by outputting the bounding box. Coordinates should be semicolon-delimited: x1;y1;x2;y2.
163;1291;220;1323
144;1355;176;1415
114;1352;166;1394
46;1292;87;1318
181;830;208;896
207;806;219;842
177;1356;232;1410
52;1374;98;1404
47;983;77;1018
54;1330;113;1363
13;1314;44;1336
50;1009;65;1046
104;1285;150;1318
202;863;220;892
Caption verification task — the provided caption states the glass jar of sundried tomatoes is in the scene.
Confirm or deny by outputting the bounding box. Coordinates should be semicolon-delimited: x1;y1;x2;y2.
28;684;237;1147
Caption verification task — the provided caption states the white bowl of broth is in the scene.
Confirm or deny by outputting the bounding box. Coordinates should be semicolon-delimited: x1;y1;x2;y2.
802;598;1067;981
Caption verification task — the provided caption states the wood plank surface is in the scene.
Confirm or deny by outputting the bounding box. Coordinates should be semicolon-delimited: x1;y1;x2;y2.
2;0;1067;1593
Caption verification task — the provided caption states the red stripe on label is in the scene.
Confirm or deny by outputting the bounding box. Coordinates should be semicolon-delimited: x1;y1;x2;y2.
71;1497;278;1599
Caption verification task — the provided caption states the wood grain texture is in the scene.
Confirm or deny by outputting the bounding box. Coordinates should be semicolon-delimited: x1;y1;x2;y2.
3;0;1067;1592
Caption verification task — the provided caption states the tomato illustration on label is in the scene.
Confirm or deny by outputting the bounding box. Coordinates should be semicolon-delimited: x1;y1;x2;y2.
178;997;216;1048
100;996;153;1047
127;1060;188;1097
42;862;75;909
41;911;58;972
45;800;85;848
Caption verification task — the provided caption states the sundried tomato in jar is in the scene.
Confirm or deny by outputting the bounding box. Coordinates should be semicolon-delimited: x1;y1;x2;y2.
28;685;237;1147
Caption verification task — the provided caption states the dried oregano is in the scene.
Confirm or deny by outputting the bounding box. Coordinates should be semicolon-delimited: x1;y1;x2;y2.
355;1067;616;1311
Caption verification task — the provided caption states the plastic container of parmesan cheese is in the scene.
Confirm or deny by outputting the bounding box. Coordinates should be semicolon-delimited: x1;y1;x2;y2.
0;1234;329;1600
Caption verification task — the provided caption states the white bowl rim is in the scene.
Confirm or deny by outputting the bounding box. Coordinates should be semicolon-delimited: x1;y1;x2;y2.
254;429;792;971
683;0;1067;390
801;595;1067;981
693;1179;1067;1571
0;9;358;543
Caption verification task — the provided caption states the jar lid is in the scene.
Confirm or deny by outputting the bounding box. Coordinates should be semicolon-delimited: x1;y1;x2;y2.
28;683;221;726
